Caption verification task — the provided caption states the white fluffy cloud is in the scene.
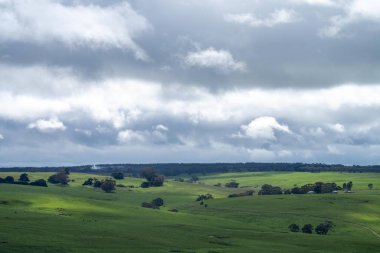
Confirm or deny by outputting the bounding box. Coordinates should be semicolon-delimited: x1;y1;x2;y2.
184;48;246;72
241;116;291;140
118;129;146;143
320;0;380;37
0;133;4;140
28;118;66;132
289;0;337;7
225;9;299;28
0;0;150;59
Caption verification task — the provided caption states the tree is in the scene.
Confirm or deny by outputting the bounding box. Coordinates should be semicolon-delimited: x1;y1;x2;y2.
302;224;313;234
4;176;14;184
93;180;102;188
151;198;164;207
347;181;353;191
315;221;335;235
18;173;30;182
63;168;70;175
225;181;239;188
82;178;94;186
101;178;116;193
140;168;164;187
48;172;69;185
30;179;48;187
368;183;373;190
111;172;124;180
288;224;300;232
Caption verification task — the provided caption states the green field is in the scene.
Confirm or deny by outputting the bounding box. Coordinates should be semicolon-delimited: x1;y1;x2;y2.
0;171;379;253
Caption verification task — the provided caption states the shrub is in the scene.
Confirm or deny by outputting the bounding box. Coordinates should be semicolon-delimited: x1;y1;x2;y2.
82;178;94;186
288;224;300;232
225;181;239;188
4;176;15;184
151;197;164;207
101;179;116;193
18;173;30;182
228;190;254;198
140;168;164;188
48;172;69;185
301;224;313;234
196;194;213;201
258;184;283;195
30;179;48;187
141;202;157;209
315;221;335;235
169;209;178;212
140;181;150;188
111;172;124;180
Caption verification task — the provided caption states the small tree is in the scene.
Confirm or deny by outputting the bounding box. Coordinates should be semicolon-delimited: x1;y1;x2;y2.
140;168;164;188
101;179;116;193
48;172;69;185
347;181;353;191
111;172;124;180
151;198;164;207
63;168;70;175
225;181;239;188
82;178;94;186
315;221;335;235
288;224;300;232
4;176;14;184
30;179;48;187
302;224;313;234
19;173;30;182
368;183;373;190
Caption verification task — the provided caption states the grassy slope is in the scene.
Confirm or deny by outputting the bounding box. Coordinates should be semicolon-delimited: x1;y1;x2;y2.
0;172;379;253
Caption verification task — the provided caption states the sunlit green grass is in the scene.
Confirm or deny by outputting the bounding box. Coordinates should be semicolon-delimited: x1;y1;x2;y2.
0;172;379;252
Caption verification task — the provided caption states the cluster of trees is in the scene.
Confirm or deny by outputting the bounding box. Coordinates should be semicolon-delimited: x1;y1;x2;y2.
196;193;213;201
48;171;69;185
82;178;116;193
342;181;353;192
225;181;239;188
140;169;164;188
0;173;47;187
289;221;335;235
228;190;254;198
289;182;341;194
141;197;164;209
111;172;124;180
258;184;283;195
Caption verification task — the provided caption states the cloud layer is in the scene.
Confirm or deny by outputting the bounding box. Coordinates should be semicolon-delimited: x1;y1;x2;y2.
1;0;380;165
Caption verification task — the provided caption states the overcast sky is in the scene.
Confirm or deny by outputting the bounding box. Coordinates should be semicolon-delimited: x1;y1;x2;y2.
1;0;380;166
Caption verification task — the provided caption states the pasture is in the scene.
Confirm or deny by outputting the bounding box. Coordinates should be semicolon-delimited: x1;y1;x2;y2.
0;171;379;252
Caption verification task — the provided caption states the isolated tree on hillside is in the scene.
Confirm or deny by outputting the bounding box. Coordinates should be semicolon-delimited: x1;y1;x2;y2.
101;178;116;193
301;224;313;234
347;181;353;191
140;168;164;187
111;172;124;180
288;224;300;232
19;173;30;182
368;183;373;190
48;172;69;185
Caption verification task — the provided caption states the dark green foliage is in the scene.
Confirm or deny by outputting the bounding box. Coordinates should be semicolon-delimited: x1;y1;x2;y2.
290;182;339;194
228;190;254;198
258;184;282;195
100;178;116;193
196;194;213;201
93;180;102;188
82;178;94;186
315;221;335;235
30;179;48;187
225;181;239;188
368;183;373;190
141;197;165;209
140;168;164;188
169;209;178;212
48;172;69;185
3;176;15;184
18;173;29;182
343;181;353;191
111;172;124;180
140;181;150;188
288;224;300;232
214;182;221;187
63;168;70;175
190;175;199;182
302;224;313;234
151;198;164;207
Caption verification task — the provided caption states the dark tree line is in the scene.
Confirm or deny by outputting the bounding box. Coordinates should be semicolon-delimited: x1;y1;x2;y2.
0;174;47;187
4;162;380;176
289;221;335;235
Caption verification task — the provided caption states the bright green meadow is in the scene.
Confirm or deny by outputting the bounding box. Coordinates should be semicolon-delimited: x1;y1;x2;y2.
0;171;379;253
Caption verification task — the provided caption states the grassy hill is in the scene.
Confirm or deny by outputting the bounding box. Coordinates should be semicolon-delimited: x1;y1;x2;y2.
0;172;379;252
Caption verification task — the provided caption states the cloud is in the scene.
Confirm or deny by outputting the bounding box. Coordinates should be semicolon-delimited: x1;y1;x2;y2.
0;0;150;60
184;48;246;72
320;0;380;37
117;129;146;143
0;133;3;140
289;0;337;7
224;9;299;28
241;116;291;140
28;118;66;132
328;123;345;133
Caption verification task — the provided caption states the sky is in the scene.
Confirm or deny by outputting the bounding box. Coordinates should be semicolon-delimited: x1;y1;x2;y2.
1;0;380;166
